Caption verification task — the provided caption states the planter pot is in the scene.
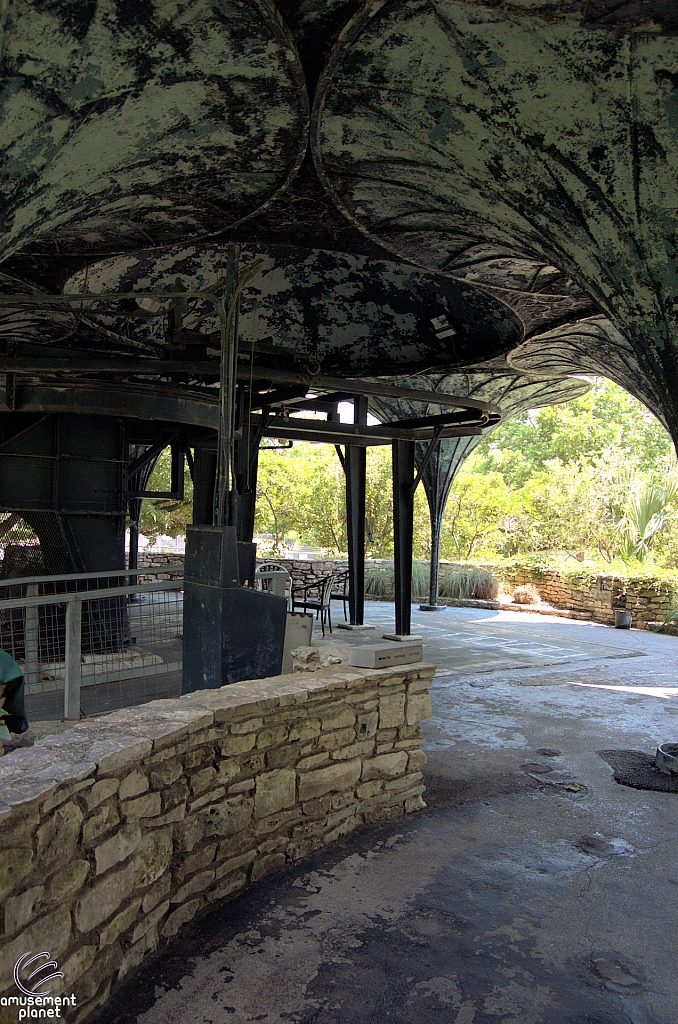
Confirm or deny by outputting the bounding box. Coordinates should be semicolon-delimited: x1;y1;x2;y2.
655;743;678;775
614;609;633;629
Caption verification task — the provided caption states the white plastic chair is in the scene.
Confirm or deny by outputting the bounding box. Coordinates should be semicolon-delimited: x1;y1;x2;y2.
255;563;291;605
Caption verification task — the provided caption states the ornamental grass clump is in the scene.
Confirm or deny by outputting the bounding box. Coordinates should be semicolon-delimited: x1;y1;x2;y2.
364;562;499;602
438;565;499;601
364;561;430;599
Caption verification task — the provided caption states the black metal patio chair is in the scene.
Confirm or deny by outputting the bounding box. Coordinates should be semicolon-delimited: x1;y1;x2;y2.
291;573;336;635
330;570;349;622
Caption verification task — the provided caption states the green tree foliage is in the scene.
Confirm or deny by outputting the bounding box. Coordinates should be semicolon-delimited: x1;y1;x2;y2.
474;380;673;488
362;446;429;559
137;379;678;571
615;477;678;562
255;444;346;555
139;448;193;542
452;379;678;566
254;443;429;559
441;471;512;559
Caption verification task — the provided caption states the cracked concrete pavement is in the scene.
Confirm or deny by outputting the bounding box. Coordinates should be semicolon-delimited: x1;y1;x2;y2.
91;605;678;1024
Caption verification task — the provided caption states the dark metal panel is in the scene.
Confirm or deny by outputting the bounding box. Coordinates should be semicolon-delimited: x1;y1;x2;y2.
192;447;218;527
182;583;287;691
237;542;257;588
346;397;367;626
392;439;415;638
182;525;286;691
0;414;126;516
58;516;126;574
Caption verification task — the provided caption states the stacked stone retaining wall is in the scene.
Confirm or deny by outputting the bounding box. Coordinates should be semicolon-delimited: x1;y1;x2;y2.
137;553;184;582
0;663;432;1022
500;566;675;628
256;558;348;592
256;558;676;629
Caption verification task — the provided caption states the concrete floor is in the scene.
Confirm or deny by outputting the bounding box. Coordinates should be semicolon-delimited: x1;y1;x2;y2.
91;605;678;1024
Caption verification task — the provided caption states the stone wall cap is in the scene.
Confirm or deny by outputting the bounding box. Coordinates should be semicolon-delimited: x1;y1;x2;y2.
0;744;96;795
93;737;154;775
108;703;214;734
0;776;58;808
0;661;430;808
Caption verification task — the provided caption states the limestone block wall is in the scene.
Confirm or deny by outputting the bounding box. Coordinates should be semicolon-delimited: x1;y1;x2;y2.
501;566;675;627
0;663;433;1022
137;552;184;582
260;558;676;628
256;558;349;592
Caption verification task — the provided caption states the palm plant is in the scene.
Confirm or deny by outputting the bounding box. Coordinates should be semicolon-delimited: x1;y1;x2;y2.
615;476;678;562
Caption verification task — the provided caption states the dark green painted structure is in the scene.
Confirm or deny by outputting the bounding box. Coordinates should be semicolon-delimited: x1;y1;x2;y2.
1;0;677;657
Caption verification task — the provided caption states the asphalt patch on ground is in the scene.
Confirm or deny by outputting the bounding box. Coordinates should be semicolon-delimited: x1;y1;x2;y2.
422;753;589;806
597;749;678;792
421;767;542;808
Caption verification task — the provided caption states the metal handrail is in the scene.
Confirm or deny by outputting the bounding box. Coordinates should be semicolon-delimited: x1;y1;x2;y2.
0;579;183;611
0;576;184;720
0;565;184;588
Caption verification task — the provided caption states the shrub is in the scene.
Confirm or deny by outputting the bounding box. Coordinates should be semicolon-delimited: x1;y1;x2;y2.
512;583;540;605
364;562;393;598
655;601;678;634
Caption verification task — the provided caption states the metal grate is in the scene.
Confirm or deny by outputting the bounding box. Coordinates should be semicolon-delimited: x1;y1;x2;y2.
0;514;44;579
0;567;184;723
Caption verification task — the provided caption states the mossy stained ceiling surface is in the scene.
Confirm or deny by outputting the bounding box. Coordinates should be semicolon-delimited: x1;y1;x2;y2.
369;372;591;528
0;269;78;345
63;244;522;374
0;0;308;260
314;0;678;439
508;314;670;431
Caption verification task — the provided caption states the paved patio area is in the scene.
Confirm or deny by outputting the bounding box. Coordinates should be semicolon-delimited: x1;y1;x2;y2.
90;606;678;1024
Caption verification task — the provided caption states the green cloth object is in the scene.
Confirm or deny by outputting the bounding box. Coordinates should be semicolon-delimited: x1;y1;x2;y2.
0;649;28;734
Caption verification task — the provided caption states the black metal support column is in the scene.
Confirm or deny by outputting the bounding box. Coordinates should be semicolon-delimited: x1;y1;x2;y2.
346;396;367;625
192;446;217;525
236;449;259;544
235;417;262;546
127;442;162;576
128;502;140;573
234;424;259;588
422;441;446;611
391;438;416;637
428;507;443;608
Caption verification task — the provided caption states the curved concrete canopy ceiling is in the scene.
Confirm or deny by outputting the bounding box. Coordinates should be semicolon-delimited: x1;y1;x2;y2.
509;315;670;432
418;254;597;339
0;271;77;345
313;0;678;441
369;372;592;531
63;244;523;375
0;0;308;260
